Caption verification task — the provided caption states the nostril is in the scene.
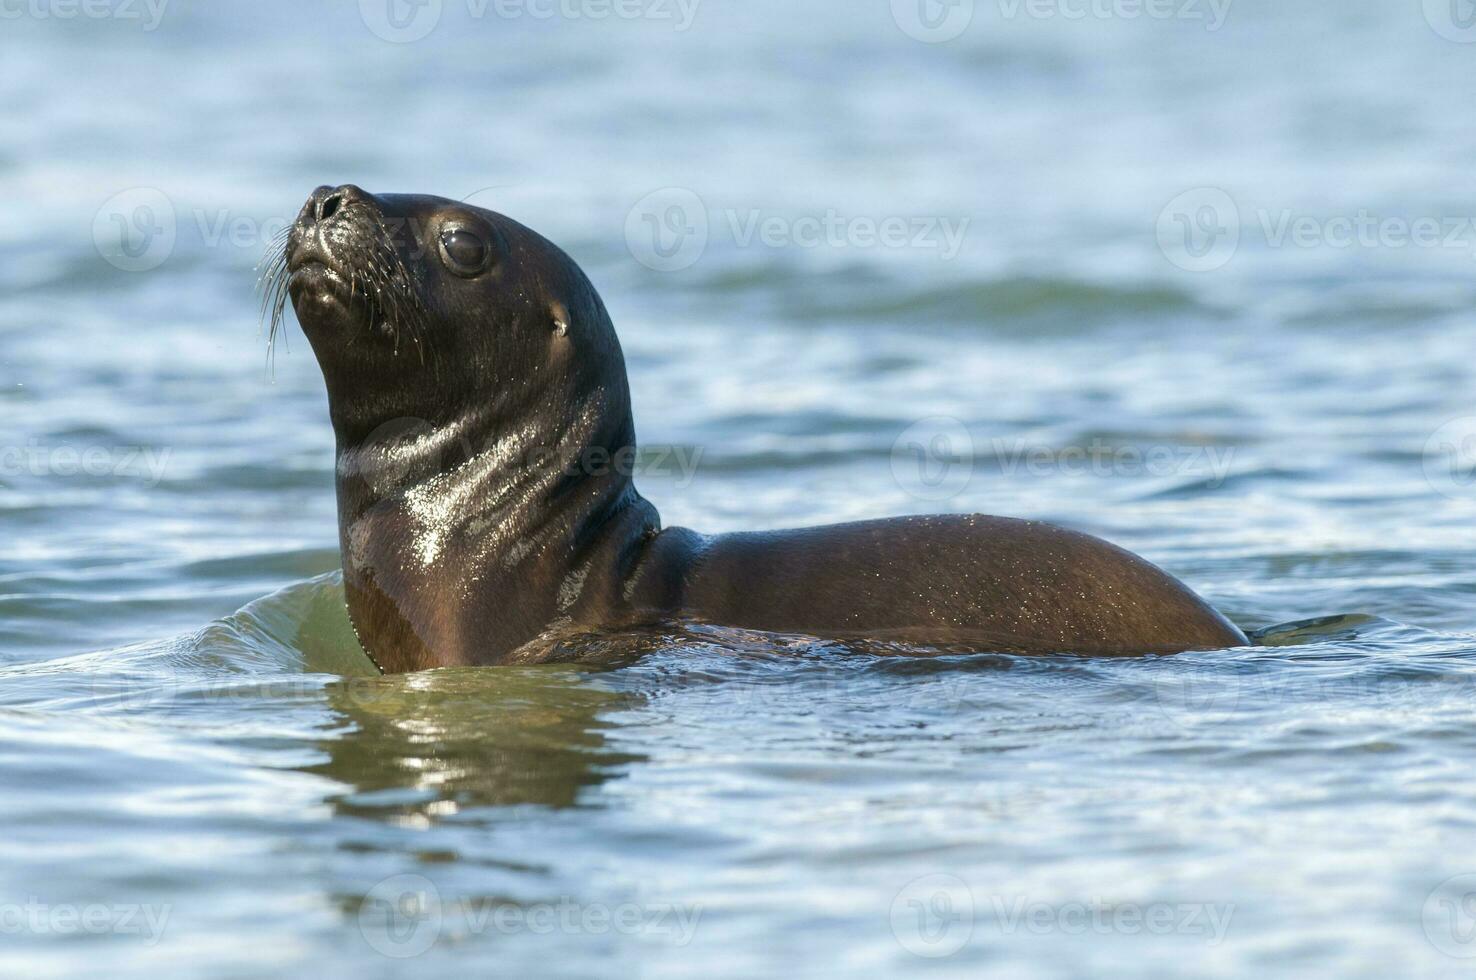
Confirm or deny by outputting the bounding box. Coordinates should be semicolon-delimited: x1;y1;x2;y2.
319;192;343;222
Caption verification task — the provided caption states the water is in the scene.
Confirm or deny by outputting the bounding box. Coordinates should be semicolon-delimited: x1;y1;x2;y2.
4;1;1476;975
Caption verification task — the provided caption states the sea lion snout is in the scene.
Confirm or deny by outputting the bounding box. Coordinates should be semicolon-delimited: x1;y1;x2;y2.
298;183;373;227
282;184;405;317
287;184;381;271
308;183;357;224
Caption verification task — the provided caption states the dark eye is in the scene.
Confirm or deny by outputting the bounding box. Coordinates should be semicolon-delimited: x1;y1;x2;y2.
439;228;490;274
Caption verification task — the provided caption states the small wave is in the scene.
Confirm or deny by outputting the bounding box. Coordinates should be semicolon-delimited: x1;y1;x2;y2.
1131;463;1303;500
822;276;1207;328
1250;613;1389;646
693;265;1210;329
0;573;374;715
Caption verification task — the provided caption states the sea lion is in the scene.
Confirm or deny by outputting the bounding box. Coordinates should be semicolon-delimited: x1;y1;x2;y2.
266;184;1247;674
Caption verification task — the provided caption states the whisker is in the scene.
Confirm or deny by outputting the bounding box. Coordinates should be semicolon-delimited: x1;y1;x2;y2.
255;227;295;375
254;212;436;377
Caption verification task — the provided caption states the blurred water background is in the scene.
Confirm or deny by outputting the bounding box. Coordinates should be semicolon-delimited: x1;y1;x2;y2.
4;0;1476;975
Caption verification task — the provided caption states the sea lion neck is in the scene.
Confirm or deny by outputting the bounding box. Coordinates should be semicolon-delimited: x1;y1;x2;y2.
330;375;661;670
332;379;642;537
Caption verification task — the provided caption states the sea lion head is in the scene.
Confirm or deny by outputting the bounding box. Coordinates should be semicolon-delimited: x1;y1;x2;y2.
267;184;627;446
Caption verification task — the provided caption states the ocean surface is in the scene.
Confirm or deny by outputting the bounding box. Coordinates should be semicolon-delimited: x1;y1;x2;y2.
4;0;1476;976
